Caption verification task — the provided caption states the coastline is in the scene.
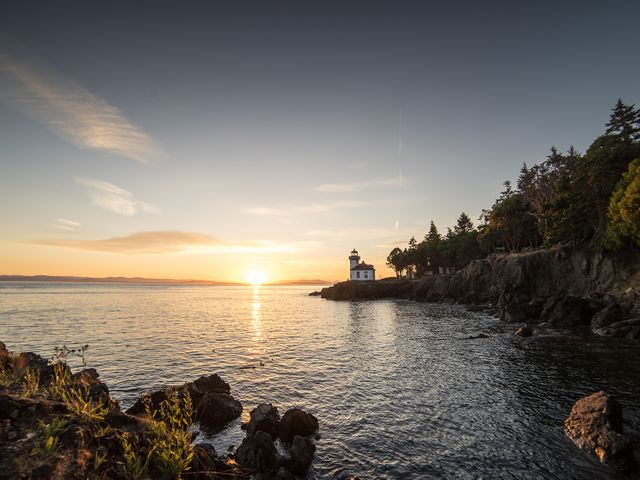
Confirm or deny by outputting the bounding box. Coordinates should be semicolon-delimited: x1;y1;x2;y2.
314;246;640;340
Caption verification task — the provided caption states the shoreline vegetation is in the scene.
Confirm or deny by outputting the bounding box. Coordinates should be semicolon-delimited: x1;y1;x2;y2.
314;101;640;341
0;343;322;480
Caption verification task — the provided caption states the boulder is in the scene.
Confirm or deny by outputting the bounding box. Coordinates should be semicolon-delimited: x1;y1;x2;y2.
279;408;319;443
71;368;113;406
247;403;280;438
594;318;640;340
126;374;242;431
591;303;626;330
514;325;533;337
286;435;316;477
235;430;279;473
543;296;594;327
564;391;636;473
190;443;220;479
196;391;243;431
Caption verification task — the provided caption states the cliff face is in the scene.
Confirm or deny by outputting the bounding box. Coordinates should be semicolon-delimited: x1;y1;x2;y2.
317;247;640;336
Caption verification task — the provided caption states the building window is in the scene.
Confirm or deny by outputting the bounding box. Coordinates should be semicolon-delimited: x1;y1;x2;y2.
356;272;360;279
364;272;368;278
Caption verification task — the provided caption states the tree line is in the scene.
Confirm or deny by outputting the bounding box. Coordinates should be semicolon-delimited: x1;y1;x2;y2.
387;100;640;278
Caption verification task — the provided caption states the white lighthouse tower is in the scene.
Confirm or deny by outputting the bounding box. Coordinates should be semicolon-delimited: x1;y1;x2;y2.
348;248;376;281
349;249;360;270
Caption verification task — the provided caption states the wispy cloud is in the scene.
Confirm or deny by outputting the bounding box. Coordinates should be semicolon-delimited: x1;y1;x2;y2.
48;218;80;231
75;177;159;216
35;231;307;255
314;175;405;193
0;50;163;164
244;201;369;216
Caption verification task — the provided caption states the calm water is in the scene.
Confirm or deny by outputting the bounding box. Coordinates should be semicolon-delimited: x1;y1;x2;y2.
1;282;639;479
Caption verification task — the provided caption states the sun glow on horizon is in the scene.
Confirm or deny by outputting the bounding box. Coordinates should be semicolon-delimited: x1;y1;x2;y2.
245;269;268;285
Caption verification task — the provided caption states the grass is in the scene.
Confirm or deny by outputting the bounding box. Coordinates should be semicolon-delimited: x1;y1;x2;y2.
48;363;109;423
21;368;40;397
144;387;194;478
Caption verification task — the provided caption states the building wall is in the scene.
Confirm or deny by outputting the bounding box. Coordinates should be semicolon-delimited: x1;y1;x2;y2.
350;269;375;281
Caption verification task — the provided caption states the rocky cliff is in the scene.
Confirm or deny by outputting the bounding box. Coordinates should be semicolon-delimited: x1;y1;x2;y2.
316;246;640;339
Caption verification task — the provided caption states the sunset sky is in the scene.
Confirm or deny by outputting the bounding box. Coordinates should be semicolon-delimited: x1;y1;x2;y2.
1;1;639;282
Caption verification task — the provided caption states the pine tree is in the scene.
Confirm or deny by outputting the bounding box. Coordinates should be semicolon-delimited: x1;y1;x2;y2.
605;99;640;141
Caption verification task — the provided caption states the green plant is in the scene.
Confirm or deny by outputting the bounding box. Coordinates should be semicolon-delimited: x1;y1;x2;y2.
21;368;40;397
94;447;108;471
120;432;153;480
48;363;108;423
31;418;68;457
37;417;69;437
144;388;194;478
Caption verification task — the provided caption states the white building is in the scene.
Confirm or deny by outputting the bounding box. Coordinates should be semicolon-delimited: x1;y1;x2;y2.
348;249;375;281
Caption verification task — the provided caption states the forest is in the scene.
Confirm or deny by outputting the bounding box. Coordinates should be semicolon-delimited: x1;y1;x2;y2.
386;100;640;278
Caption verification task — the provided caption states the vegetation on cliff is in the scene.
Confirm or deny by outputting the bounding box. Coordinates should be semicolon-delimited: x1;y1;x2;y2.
387;100;640;277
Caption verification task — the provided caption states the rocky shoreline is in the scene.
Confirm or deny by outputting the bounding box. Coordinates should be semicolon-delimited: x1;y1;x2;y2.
313;246;640;340
0;341;320;480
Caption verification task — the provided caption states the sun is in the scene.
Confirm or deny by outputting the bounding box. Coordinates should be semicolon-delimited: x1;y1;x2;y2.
245;270;268;285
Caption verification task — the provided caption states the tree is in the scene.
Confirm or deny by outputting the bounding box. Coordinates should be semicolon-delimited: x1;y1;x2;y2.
606;158;640;249
454;212;474;235
605;99;640;142
386;247;406;278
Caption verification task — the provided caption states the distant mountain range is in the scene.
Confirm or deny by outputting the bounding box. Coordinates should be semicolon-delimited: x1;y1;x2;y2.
0;275;332;286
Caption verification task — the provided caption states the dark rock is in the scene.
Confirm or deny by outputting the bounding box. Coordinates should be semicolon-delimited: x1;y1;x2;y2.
188;374;231;404
542;296;594;327
592;303;626;330
0;341;8;358
594;318;640;340
126;374;242;432
247;403;280;438
515;325;533;337
564;391;636;473
190;443;220;479
275;467;300;479
235;430;279;473
71;368;113;406
467;333;489;339
286;435;316;477
126;388;172;416
279;408;319;444
196;392;243;431
13;352;55;382
308;291;321;296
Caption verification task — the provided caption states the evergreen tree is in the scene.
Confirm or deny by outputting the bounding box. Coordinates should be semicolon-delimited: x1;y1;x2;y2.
454;212;474;235
605;99;640;141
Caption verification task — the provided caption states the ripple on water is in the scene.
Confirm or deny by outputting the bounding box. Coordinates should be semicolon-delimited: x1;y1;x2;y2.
1;283;639;479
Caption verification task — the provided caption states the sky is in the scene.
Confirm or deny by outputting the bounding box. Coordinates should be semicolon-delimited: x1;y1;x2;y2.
1;1;639;283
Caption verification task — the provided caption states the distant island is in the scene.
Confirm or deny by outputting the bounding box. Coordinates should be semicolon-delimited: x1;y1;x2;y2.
0;275;333;286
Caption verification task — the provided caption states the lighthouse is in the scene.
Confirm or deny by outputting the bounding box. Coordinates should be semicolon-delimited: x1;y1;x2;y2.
348;248;376;281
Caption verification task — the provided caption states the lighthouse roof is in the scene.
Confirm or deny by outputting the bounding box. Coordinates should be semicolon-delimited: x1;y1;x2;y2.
351;262;375;271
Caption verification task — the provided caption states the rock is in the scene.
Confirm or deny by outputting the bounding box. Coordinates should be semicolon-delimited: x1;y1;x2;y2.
279;408;319;444
71;368;113;406
235;430;279;473
196;391;243;431
126;374;242;431
0;341;8;358
13;352;55;382
247;403;280;438
275;467;300;479
594;318;640;340
592;303;626;330
190;443;220;478
286;435;316;477
514;325;533;337
308;291;321;296
467;333;489;339
543;296;594;327
564;391;636;473
188;374;231;404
